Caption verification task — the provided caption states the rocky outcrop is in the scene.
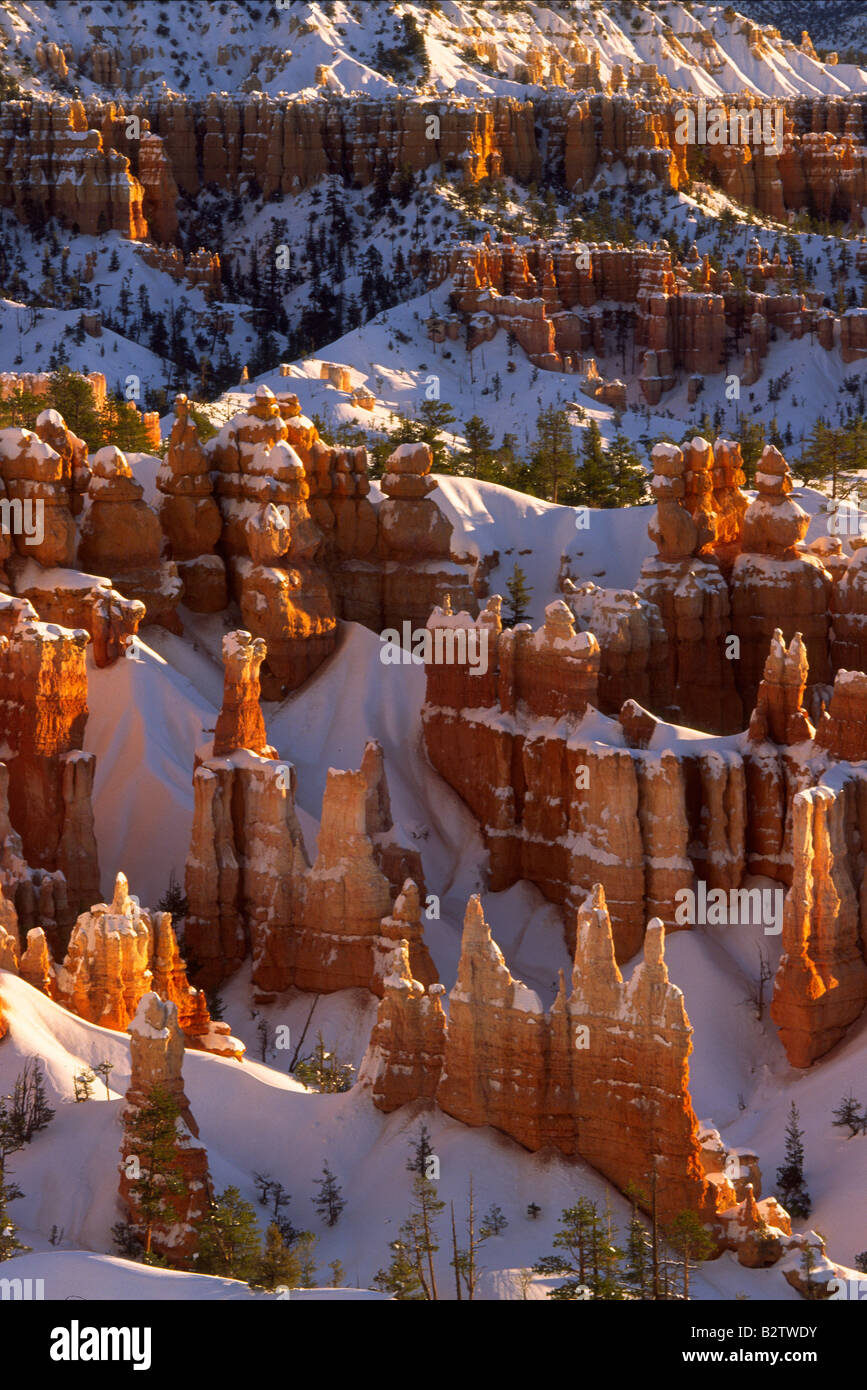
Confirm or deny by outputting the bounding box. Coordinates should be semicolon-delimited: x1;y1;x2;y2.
771;785;867;1067
19;926;56;998
0;597;99;925
814;669;867;761
423;599;730;959
0;424;77;569
0;100;148;238
747;629;815;747
118;993;212;1266
207;386;337;697
361;887;715;1224
156;395;226;613
78;445;182;632
731;446;832;714
212;631;275;760
358;940;446;1112
636;439;742;733
186;654;435;999
51;871;242;1056
291;764;431;995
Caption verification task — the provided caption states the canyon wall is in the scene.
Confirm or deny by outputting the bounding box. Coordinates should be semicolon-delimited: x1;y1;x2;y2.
0;92;864;252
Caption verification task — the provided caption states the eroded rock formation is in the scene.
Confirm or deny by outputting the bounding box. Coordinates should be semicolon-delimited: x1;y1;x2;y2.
0;597;99;926
118;993;212;1265
363;886;715;1224
771;785;867;1067
186;632;434;998
157;394;226;613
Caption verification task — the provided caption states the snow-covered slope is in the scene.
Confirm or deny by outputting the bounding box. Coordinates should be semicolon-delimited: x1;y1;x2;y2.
1;1;862;101
0;970;822;1300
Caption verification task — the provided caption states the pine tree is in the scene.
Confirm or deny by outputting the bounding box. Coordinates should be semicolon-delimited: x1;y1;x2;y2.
663;1210;716;1299
92;1061;114;1100
459;415;496;479
533;1199;627;1300
406;1122;436;1178
73;1069;95;1102
293;1033;354;1093
295;1233;318;1288
796;418;835;492
406;1171;445;1300
250;1223;301;1292
0;1090;26;1261
776;1102;812;1218
48;365;103;450
10;1059;55;1142
831;1093;866;1138
313;1162;346;1227
196;1187;262;1282
0;1171;28;1261
733;417;767;487
372;1227;425;1299
576;420;615;507
503;561;533;627
527;404;576;502
479;1204;508;1238
608;432;649;505
123;1084;190;1260
624;1200;653;1298
157;869;189;922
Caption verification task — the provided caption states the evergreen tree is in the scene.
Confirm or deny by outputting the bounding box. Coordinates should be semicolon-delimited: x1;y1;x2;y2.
0;1170;28;1261
527;404;576;502
776;1102;812;1218
797;418;836;492
92;1061;114;1101
48;365;103;449
250;1223;301;1292
733;417;767;487
406;1171;445;1300
157;869;189;923
0;1091;26;1260
406;1122;436;1178
533;1199;627;1300
10;1059;55;1142
503;561;533;627
831;1093;866;1138
295;1233;318;1288
624;1198;653;1298
479;1204;508;1238
459;415;496;480
73;1069;95;1102
416;399;456;473
293;1033;354;1093
609;431;649;505
576;420;615;507
663;1210;716;1299
123;1084;189;1261
313;1162;346;1227
372;1227;425;1299
196;1186;262;1282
